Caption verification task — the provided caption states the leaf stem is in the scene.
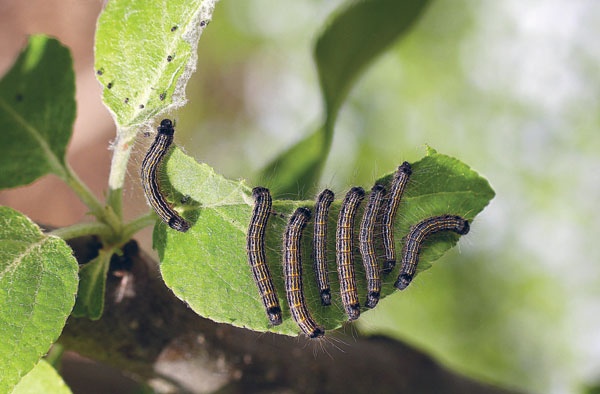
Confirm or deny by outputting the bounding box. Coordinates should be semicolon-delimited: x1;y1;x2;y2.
49;221;113;240
105;127;140;228
107;127;138;210
61;163;121;234
121;211;157;241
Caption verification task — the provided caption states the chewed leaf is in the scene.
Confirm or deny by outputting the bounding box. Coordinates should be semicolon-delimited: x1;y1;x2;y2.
0;207;78;393
156;148;494;336
95;0;217;127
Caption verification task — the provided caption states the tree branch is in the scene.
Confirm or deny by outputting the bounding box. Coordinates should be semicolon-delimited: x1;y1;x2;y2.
59;236;520;394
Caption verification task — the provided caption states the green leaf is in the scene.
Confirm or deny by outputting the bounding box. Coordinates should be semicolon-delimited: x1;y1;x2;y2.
260;0;431;198
0;207;78;393
71;251;112;320
95;0;216;127
11;359;72;394
0;35;75;188
156;147;494;336
315;0;431;121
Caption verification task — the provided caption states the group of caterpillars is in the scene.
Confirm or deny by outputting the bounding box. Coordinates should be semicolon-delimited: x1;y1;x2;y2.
142;119;470;339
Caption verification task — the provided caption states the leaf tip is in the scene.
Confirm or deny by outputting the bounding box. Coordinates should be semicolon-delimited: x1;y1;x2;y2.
425;145;438;156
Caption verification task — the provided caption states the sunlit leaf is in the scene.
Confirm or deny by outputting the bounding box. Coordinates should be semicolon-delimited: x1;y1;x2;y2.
0;207;78;393
12;359;72;394
95;0;216;127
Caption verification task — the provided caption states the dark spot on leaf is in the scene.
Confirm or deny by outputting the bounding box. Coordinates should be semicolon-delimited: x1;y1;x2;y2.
200;20;209;27
171;25;178;32
15;94;23;102
96;68;104;76
124;97;129;104
167;55;173;62
159;93;166;101
107;82;113;89
139;104;145;109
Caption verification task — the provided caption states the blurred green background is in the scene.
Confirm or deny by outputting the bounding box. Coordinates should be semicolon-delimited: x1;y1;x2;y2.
173;1;600;393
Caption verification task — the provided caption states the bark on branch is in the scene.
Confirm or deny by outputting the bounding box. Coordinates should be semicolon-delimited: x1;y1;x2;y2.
59;237;519;394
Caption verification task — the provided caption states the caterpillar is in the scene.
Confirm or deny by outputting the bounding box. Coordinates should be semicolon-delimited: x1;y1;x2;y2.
283;207;325;338
336;187;365;321
381;162;412;274
141;119;190;232
359;184;386;308
396;215;470;290
246;187;283;326
313;189;335;306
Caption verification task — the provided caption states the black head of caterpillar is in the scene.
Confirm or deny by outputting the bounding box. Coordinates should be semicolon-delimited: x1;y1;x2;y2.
140;119;190;232
157;118;175;135
395;215;469;290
